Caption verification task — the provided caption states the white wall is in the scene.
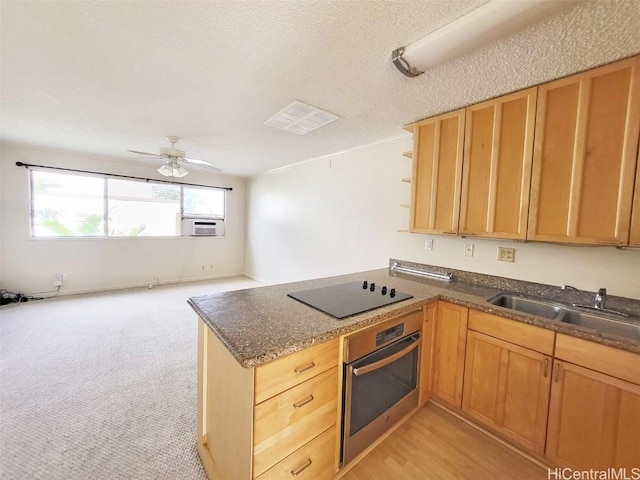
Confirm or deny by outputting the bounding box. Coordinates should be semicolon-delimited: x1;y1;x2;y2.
245;137;640;300
0;142;246;295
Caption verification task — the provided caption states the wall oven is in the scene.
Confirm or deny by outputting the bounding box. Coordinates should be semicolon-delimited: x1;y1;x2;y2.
341;309;422;465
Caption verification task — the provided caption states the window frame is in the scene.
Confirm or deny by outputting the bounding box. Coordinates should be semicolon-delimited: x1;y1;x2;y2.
29;168;226;239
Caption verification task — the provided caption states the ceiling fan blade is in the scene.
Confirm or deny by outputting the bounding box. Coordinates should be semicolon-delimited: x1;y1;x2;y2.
182;157;213;166
127;149;164;158
182;157;222;171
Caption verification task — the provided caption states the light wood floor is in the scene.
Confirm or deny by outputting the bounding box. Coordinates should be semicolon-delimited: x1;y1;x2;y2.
342;403;547;480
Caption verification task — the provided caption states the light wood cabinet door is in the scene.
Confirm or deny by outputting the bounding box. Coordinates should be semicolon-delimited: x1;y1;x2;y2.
432;302;468;408
528;56;640;245
462;331;551;454
629;148;640;246
460;88;537;239
410;109;465;235
418;302;436;407
546;360;640;469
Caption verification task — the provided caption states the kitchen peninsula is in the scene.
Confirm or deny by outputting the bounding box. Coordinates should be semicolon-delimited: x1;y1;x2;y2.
188;260;640;480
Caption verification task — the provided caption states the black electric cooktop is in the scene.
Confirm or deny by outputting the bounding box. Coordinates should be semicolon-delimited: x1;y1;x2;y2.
287;280;413;319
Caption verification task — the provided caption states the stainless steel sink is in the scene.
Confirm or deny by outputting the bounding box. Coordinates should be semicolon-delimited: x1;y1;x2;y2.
487;293;640;340
560;310;640;340
487;293;565;320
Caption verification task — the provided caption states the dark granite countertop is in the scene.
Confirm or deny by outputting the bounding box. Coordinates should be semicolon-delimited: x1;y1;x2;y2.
188;261;640;368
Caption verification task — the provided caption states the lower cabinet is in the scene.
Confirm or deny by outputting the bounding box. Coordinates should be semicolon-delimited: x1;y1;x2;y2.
462;330;551;453
196;320;339;480
432;302;468;408
546;335;640;469
429;304;640;471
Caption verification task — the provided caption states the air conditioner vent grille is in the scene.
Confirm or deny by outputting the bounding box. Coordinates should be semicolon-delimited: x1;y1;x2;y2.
263;101;339;135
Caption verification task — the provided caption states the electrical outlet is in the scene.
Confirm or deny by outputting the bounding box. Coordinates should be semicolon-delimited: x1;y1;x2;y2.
497;246;515;262
424;239;433;251
53;273;63;286
464;243;474;257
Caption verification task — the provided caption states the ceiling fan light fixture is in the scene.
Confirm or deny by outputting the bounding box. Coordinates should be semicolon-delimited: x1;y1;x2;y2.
128;136;220;174
157;163;189;178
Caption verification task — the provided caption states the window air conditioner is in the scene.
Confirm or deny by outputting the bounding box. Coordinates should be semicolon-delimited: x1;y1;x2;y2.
181;218;225;237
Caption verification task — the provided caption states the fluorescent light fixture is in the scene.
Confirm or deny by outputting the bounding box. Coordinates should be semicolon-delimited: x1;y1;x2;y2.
392;0;579;77
264;100;339;135
158;162;188;178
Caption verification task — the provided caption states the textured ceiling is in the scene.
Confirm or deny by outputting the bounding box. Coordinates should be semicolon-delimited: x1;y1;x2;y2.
1;0;639;177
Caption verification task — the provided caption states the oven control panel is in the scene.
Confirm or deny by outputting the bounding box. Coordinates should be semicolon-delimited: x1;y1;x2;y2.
375;323;404;347
343;309;422;363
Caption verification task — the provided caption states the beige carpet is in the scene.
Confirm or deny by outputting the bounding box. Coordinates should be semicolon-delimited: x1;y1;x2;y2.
0;276;261;480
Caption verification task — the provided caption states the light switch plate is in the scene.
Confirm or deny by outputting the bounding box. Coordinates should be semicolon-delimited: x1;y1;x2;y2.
424;239;433;251
497;247;515;262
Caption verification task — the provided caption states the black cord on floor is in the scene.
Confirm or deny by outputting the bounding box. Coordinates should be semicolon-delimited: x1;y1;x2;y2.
0;286;61;307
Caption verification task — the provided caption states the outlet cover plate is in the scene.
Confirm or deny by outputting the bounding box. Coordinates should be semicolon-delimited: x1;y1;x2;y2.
424;239;433;251
497;247;515;262
464;243;474;257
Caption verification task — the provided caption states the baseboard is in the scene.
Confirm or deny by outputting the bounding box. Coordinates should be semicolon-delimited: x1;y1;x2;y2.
37;272;252;297
242;272;272;285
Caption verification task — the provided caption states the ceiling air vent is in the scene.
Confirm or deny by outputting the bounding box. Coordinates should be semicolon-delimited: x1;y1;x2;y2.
263;101;339;135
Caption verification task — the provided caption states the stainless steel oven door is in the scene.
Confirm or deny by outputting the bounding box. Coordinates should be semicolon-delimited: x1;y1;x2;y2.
342;332;420;465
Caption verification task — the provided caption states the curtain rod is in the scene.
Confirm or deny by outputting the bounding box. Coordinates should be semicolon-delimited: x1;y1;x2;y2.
15;161;233;191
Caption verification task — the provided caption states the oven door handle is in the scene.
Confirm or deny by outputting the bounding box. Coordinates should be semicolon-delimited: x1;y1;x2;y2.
352;337;420;377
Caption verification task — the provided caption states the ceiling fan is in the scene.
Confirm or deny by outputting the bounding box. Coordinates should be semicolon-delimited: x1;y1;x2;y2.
127;136;221;178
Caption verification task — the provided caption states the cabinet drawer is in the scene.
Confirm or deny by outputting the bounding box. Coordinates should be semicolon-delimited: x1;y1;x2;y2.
255;427;336;480
469;309;555;355
554;334;640;385
255;338;339;404
253;367;338;477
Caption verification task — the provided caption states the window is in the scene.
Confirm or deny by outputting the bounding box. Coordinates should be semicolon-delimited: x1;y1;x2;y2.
183;186;225;218
108;180;180;236
30;169;226;237
31;170;105;237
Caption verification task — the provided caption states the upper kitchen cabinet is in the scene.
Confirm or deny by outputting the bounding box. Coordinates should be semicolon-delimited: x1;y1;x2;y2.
459;88;537;239
629;148;640;247
410;109;465;235
528;56;640;245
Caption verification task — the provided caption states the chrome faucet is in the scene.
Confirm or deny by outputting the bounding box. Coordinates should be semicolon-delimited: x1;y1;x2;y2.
594;288;606;309
562;284;606;309
561;285;628;317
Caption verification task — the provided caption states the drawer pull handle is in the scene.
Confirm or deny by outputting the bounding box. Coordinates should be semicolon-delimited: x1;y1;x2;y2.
294;362;315;374
293;394;314;409
290;458;312;476
543;359;549;377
